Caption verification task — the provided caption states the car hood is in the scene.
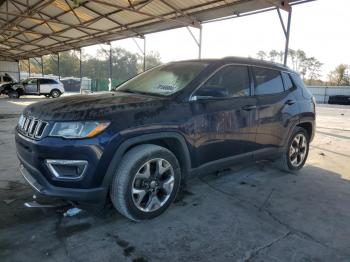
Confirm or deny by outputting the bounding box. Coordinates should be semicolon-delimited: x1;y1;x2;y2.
24;92;166;121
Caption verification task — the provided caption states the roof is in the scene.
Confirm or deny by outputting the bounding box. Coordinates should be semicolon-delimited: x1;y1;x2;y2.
0;0;313;60
171;56;293;71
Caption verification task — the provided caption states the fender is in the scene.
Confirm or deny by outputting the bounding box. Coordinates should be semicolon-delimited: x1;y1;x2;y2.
101;132;191;191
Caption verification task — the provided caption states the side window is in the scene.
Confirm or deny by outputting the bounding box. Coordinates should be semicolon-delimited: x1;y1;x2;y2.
253;67;284;95
28;79;37;85
195;65;250;98
282;72;294;90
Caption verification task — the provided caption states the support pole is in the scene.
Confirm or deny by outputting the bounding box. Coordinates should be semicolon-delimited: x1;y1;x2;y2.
186;25;203;59
283;7;292;66
57;53;60;80
109;43;112;91
17;60;20;81
143;36;146;72
41;56;44;76
79;49;82;94
132;36;146;72
28;59;31;77
198;25;203;59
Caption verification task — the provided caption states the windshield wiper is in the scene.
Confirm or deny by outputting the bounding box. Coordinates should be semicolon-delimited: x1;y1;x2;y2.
118;89;163;97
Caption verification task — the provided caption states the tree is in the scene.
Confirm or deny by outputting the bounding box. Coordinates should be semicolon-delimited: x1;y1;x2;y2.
256;48;323;84
304;57;323;85
269;50;279;62
256;50;267;60
328;64;350;86
144;51;162;70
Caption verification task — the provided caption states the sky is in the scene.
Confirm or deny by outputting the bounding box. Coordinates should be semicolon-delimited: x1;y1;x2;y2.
85;0;350;80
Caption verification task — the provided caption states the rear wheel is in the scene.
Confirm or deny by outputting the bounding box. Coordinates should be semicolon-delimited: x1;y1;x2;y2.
50;89;61;98
110;144;181;221
278;127;309;173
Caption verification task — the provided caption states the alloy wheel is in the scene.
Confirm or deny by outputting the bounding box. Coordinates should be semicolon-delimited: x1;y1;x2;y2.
289;133;308;167
131;158;175;212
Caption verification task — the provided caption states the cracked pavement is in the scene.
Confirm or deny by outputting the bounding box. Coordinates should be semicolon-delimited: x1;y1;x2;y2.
0;97;350;262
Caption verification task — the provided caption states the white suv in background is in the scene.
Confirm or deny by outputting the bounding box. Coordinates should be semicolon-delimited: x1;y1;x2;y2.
7;77;65;98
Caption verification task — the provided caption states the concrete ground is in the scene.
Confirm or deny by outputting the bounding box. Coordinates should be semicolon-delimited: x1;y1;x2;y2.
0;96;350;262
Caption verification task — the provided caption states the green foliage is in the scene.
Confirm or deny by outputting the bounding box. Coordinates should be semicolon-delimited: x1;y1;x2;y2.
328;64;350;86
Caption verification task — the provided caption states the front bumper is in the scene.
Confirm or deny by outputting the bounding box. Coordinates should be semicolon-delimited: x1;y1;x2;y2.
15;129;114;205
19;154;106;204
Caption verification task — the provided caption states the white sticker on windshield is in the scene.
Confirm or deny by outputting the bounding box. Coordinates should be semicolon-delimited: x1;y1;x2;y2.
156;84;176;92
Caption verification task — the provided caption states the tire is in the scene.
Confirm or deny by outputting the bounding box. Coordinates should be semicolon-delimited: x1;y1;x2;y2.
8;90;20;99
277;127;310;173
50;89;61;98
110;144;181;221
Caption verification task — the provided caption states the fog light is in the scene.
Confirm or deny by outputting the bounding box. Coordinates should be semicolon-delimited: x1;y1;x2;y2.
45;160;88;180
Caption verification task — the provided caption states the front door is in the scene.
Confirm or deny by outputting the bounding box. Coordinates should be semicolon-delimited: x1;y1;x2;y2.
189;65;258;167
24;79;38;94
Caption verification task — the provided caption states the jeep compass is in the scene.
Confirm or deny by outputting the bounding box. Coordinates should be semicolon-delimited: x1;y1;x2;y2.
15;57;316;221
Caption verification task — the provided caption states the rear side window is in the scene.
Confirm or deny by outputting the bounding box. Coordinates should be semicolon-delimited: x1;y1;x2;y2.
290;73;305;89
40;79;57;84
195;65;250;98
282;72;294;90
253;67;284;95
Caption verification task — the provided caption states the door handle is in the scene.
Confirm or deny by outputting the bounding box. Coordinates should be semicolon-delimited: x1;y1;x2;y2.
285;99;296;105
241;105;257;111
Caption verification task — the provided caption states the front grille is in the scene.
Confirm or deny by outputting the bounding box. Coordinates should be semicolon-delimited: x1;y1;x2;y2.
18;115;48;139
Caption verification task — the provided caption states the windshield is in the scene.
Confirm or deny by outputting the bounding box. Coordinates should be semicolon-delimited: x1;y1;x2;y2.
117;62;208;96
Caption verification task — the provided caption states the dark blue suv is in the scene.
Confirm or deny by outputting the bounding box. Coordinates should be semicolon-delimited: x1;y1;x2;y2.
15;57;316;221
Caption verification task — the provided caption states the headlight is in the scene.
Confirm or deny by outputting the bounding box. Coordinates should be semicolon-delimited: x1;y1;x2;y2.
49;121;110;138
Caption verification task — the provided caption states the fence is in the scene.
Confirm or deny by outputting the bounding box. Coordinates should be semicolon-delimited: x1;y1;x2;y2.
307;86;350;104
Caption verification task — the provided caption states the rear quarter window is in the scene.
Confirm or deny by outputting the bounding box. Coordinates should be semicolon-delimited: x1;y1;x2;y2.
282;72;294;90
290;73;313;99
253;67;284;95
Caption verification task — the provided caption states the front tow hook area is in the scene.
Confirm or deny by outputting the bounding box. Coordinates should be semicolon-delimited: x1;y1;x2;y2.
24;194;71;209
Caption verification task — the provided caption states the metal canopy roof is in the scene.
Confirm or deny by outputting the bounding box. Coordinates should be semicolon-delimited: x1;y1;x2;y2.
0;0;312;60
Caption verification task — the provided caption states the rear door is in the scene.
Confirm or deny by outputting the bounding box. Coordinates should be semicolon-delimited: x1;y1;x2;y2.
252;67;299;157
39;78;55;94
190;65;259;166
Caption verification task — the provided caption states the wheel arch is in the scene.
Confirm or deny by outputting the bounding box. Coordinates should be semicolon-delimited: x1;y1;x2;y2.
101;132;191;190
297;120;315;142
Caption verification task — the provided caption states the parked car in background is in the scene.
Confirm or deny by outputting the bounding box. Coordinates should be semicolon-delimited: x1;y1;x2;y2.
4;77;64;98
16;57;316;221
0;73;16;94
60;78;81;92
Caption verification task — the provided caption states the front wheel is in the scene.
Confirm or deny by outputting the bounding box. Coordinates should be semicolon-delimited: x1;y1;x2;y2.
8;90;20;98
110;144;181;221
277;127;310;173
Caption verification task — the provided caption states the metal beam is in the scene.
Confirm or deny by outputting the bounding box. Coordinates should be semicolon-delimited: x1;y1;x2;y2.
199;26;203;59
284;7;292;66
132;37;146;71
143;36;146;71
276;8;287;37
109;43;112;90
41;56;44;76
28;58;31;77
186;25;203;59
57;52;60;80
79;48;82;94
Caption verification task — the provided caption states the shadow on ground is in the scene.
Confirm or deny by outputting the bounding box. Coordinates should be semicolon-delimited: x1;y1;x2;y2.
1;162;349;262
